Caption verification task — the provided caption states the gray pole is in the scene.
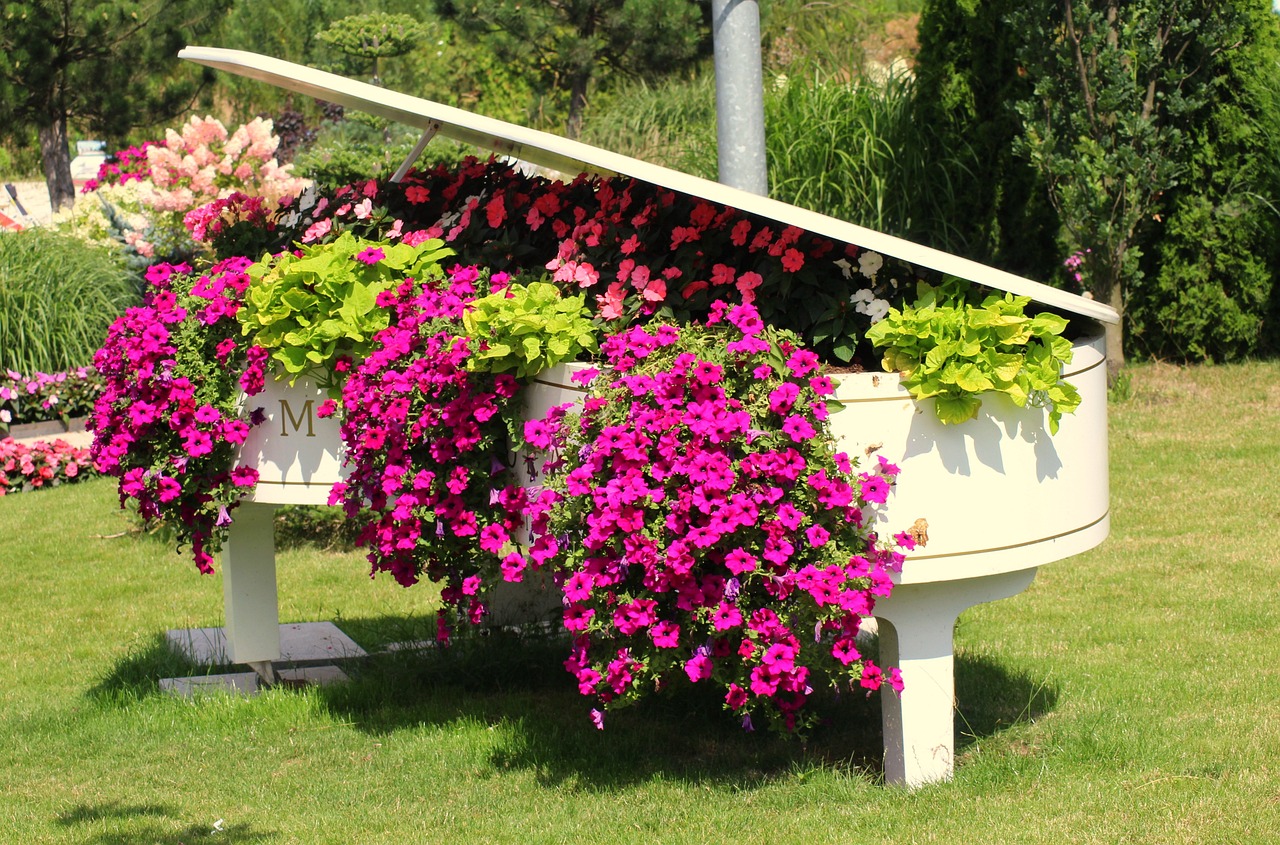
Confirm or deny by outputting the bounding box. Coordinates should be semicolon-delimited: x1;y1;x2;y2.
711;0;768;196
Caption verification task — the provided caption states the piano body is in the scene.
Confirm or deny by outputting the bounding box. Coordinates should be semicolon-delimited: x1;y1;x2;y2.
179;47;1117;787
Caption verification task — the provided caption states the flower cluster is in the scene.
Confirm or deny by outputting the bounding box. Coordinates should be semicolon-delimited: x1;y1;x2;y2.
89;259;264;572
262;157;921;364
530;302;909;733
145;116;308;216
75;117;309;263
80;143;157;194
1;367;103;432
330;264;527;636
0;437;93;496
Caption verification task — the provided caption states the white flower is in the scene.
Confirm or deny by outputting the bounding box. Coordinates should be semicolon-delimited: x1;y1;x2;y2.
833;258;853;279
859;251;884;278
849;288;874;307
865;299;891;323
1;409;11;423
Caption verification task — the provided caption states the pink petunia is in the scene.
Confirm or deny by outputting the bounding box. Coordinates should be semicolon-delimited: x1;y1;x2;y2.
355;247;385;265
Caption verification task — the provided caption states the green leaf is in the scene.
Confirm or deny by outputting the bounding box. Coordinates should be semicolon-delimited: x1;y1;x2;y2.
934;393;983;425
953;363;994;393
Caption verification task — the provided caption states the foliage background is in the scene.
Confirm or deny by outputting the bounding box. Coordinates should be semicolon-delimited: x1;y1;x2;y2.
3;0;1280;365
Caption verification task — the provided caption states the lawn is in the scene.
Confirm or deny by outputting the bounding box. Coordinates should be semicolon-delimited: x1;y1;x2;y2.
2;361;1278;844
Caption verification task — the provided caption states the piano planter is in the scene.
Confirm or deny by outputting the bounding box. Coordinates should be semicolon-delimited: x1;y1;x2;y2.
99;47;1119;788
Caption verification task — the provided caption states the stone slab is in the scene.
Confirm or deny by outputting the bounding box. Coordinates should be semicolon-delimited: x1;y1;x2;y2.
166;621;367;666
160;665;349;697
277;665;349;687
160;672;260;697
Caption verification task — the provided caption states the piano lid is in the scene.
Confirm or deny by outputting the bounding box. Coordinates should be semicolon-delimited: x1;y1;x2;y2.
179;46;1118;326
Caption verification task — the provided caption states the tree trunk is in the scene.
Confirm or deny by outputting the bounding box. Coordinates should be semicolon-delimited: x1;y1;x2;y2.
38;117;76;214
1105;277;1125;383
565;72;590;140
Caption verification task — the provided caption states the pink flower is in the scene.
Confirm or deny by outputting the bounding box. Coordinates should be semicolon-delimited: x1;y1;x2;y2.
355;247;385;265
735;271;763;302
684;652;713;683
860;475;890;504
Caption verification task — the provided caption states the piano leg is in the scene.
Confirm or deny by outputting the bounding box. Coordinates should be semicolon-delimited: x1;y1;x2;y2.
873;568;1038;787
221;501;281;682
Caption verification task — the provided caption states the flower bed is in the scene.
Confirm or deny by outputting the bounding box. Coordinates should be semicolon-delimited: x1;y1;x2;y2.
0;437;93;496
0;367;102;439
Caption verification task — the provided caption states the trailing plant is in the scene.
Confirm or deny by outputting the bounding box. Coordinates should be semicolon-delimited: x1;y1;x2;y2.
90;260;265;573
462;280;599;379
865;279;1080;433
238;231;454;389
328;264;528;633
528;302;913;734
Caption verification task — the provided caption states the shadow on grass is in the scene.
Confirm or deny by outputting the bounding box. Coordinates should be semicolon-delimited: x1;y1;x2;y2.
86;632;203;702
317;620;1061;790
87;617;1058;790
954;649;1059;752
55;801;275;843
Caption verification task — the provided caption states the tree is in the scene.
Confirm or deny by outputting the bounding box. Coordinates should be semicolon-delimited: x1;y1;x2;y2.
1128;1;1280;362
1008;0;1248;375
432;0;706;139
0;0;230;213
316;12;427;87
911;0;1060;280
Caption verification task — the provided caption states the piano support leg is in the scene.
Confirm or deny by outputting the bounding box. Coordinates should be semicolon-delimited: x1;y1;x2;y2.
874;568;1038;788
222;501;281;682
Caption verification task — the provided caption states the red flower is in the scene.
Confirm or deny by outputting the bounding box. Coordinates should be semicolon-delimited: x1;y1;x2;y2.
485;195;507;227
781;248;805;273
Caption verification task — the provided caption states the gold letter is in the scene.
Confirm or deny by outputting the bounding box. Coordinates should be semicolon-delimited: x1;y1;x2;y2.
279;399;316;437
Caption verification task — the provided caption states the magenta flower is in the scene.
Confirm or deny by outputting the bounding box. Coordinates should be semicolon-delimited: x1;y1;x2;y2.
355;246;385;265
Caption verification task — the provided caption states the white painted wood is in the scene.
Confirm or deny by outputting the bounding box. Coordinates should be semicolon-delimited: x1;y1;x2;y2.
830;334;1110;584
221;501;280;665
238;374;346;506
874;568;1038;788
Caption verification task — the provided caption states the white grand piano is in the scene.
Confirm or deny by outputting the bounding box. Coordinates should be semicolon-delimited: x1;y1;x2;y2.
179;47;1117;788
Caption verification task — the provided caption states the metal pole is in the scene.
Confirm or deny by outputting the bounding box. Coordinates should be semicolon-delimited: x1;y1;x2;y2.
711;0;768;195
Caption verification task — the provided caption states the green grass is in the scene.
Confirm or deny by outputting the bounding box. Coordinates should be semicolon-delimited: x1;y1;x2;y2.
3;361;1280;842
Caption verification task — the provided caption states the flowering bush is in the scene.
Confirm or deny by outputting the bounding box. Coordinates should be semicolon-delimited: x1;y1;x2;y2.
528;302;912;733
0;437;94;496
1;367;103;433
79;117;309;264
52;181;152;256
80;143;157;193
250;157;917;363
89;260;265;572
329;264;534;637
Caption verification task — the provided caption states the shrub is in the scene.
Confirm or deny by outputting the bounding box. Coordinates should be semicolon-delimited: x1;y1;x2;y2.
910;0;1060;279
0;229;139;374
1128;1;1280;362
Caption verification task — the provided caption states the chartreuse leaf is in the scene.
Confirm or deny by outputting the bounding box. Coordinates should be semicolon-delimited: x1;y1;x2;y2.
865;276;1081;431
239;233;454;390
463;280;599;377
934;392;982;425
